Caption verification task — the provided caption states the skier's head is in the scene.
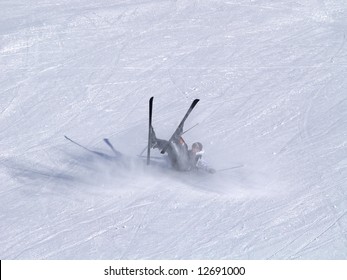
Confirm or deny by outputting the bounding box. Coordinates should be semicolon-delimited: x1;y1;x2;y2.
192;142;203;153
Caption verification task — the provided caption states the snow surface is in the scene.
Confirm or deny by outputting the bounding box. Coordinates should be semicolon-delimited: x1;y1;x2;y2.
1;0;347;259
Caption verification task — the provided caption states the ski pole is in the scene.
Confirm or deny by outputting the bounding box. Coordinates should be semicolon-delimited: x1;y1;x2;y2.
139;145;148;156
182;123;199;135
217;165;244;172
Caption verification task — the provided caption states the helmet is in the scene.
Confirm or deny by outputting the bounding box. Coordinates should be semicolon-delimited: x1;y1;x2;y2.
192;142;203;151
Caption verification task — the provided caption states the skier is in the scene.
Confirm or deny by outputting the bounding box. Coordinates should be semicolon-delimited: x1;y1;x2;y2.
150;126;216;174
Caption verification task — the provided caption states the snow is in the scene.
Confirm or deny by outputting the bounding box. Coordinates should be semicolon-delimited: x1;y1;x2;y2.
1;0;346;259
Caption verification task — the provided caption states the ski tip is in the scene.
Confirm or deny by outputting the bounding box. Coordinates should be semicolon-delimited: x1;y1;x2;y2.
191;99;200;106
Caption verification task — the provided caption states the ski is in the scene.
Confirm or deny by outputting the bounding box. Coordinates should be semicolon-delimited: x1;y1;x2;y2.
147;96;154;165
161;99;199;154
103;138;122;157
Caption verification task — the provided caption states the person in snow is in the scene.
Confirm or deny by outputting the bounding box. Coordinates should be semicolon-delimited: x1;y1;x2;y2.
150;126;216;174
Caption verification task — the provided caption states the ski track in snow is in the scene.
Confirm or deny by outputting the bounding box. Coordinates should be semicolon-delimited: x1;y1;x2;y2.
1;0;347;259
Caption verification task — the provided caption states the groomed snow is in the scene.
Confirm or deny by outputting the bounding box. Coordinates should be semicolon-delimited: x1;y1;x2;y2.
1;0;346;259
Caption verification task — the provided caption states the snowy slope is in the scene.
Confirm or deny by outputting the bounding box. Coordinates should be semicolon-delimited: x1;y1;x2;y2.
1;0;347;259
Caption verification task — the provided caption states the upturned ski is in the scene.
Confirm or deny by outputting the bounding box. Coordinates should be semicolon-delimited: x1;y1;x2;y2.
161;99;199;154
147;96;154;165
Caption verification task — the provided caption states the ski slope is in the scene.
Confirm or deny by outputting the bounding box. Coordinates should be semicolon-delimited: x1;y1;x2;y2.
1;0;346;259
